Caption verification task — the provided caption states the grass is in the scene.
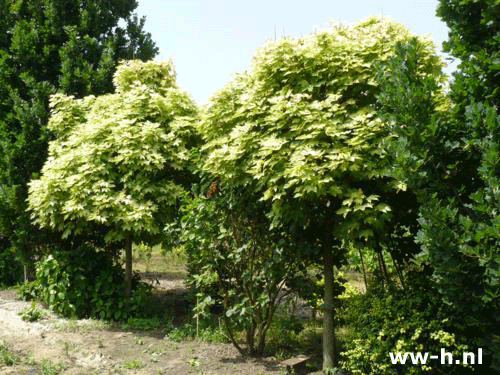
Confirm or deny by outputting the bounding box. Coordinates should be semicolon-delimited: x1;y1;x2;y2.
0;341;20;366
40;358;66;375
123;358;145;369
132;244;187;277
122;317;163;331
56;319;111;333
164;318;228;344
0;283;20;291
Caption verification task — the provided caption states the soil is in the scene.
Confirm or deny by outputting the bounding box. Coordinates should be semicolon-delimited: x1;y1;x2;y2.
0;275;322;375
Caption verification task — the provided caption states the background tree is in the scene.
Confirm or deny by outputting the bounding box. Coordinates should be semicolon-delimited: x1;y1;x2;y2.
199;18;440;371
437;0;499;369
340;38;478;375
28;60;199;297
0;0;158;284
373;0;500;367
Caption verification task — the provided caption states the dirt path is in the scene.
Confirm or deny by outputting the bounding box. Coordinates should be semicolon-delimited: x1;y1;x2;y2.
0;287;285;374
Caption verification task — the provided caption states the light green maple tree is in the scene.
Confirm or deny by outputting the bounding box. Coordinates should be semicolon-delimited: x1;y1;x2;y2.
199;18;442;370
28;60;199;296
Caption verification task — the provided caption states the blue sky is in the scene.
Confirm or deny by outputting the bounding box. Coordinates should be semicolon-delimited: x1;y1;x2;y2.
136;0;454;105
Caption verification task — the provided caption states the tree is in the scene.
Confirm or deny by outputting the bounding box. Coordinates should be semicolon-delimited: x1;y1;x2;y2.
437;0;500;111
0;0;158;284
175;185;312;356
374;0;500;366
199;18;439;370
28;60;199;297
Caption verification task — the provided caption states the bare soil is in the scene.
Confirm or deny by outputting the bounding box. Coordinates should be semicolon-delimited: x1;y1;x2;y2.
0;275;320;375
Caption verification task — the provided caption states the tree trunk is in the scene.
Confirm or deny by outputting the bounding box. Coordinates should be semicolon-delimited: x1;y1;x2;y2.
125;235;133;298
323;245;337;371
358;247;368;291
391;252;406;289
375;232;389;285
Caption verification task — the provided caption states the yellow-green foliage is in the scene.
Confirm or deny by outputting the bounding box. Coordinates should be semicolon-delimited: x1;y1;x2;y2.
340;276;472;375
28;60;199;242
200;17;442;235
113;59;177;94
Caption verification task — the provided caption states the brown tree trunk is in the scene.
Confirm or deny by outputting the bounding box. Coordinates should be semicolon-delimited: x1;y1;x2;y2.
323;245;337;371
125;235;133;297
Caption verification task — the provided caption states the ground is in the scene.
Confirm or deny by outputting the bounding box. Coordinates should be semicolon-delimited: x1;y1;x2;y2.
0;274;323;375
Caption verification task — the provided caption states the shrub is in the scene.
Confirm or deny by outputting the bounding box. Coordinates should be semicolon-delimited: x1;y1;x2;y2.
174;194;310;356
19;244;151;320
340;272;477;375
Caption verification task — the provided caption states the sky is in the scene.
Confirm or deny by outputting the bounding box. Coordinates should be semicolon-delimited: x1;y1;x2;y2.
136;0;455;106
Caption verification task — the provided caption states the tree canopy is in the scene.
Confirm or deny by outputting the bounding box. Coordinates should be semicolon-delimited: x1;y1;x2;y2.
201;18;440;232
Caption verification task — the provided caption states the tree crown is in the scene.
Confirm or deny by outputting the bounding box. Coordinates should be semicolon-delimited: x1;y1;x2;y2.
200;17;442;235
28;60;199;242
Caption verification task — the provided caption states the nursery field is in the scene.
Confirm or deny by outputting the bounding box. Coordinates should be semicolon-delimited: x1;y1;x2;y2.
0;251;333;375
1;1;498;373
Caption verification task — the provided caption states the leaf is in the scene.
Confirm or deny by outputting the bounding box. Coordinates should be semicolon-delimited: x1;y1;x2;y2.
375;203;391;213
337;206;351;217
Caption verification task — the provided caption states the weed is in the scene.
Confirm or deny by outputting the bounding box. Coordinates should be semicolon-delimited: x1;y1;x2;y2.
167;341;178;350
40;358;66;375
149;351;160;362
274;348;289;361
0;341;20;366
19;301;44;322
196;322;228;343
133;335;145;345
123;358;145;369
56;319;110;333
166;322;196;342
165;320;228;344
62;341;71;357
188;357;200;368
143;343;162;355
27;352;36;365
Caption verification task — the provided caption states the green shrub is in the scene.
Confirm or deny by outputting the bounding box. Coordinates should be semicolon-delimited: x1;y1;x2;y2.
19;245;151;320
340;273;476;375
175;194;310;356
